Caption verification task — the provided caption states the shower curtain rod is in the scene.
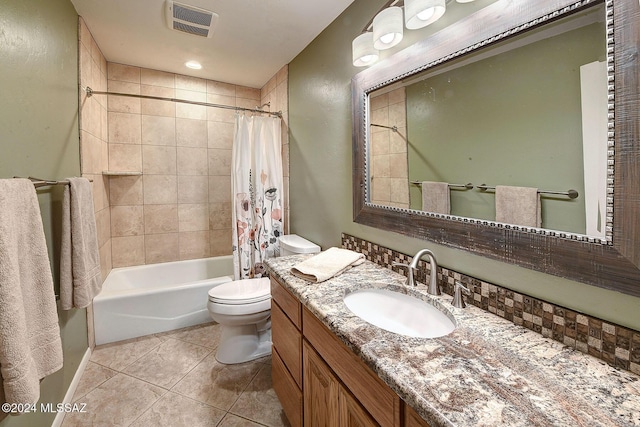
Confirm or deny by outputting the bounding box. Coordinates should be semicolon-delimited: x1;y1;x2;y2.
83;86;283;118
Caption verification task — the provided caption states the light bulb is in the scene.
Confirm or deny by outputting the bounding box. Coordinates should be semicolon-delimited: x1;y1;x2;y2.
417;8;436;21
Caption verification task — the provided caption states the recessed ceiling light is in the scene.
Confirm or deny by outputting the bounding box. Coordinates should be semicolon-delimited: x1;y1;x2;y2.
185;60;202;70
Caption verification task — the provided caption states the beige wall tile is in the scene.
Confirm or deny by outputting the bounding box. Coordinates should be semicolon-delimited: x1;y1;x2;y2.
207;148;232;176
176;118;208;148
206;94;236;123
390;128;407;154
110;176;143;205
142;145;177;175
145;233;179;264
206;81;235;96
111;205;144;237
178;204;209;232
108;63;141;84
177;147;208;176
112;235;145;267
109;112;141;144
95;207;111;249
177;175;209;204
99;239;112;283
144;204;179;234
109;143;142;172
276;65;288;86
209;229;232;257
142;115;176;146
141;69;175;88
180;231;210;260
207;121;234;149
236;86;260;101
107;80;141;114
209;202;231;231
208;176;231;204
141;85;176;117
389;153;409;178
79;43;92;88
176;75;206;92
143;175;178;204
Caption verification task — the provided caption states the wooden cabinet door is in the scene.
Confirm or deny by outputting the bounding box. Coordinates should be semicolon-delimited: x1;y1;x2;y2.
339;386;379;427
303;341;339;427
404;404;431;427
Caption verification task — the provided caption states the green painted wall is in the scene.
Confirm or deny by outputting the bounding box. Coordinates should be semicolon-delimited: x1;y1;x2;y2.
288;0;640;331
0;0;88;425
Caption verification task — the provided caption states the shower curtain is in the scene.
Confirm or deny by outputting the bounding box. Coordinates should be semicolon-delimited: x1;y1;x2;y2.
232;114;283;279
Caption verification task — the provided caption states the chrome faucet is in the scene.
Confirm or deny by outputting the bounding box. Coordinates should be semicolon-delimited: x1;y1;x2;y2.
452;281;471;308
394;249;439;295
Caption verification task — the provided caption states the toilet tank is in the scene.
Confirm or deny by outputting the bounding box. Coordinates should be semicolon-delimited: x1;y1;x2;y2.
279;234;321;256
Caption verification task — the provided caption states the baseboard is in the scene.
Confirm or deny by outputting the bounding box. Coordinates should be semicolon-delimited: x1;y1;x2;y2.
51;347;92;427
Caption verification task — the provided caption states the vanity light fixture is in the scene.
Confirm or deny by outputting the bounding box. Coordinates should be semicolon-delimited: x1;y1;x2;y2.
353;32;380;67
405;0;446;29
185;60;202;69
353;0;475;67
373;6;404;49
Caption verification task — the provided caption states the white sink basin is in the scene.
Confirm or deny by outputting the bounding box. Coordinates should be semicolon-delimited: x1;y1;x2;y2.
343;288;456;338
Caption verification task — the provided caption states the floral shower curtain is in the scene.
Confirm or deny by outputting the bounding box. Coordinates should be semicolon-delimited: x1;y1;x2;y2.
232;114;283;279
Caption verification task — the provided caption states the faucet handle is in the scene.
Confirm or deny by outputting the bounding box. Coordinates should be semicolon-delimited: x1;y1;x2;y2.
452;281;471;308
392;262;416;286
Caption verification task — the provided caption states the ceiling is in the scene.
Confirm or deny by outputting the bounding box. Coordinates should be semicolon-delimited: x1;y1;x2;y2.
71;0;356;89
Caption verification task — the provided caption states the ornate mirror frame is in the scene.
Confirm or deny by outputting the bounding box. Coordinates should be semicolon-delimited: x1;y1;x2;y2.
352;0;640;296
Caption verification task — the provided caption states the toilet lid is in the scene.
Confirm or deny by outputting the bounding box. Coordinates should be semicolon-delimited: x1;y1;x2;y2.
208;277;271;305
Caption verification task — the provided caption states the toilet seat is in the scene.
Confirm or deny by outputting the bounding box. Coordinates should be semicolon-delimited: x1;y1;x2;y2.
208;277;270;305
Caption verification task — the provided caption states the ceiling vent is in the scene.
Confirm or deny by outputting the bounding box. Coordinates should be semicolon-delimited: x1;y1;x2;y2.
165;1;218;38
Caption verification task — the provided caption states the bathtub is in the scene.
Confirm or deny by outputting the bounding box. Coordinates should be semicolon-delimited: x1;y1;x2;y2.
93;256;234;345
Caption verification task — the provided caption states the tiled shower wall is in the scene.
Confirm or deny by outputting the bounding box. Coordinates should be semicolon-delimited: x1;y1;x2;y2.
78;18;111;280
78;20;289;270
106;63;289;267
370;87;409;209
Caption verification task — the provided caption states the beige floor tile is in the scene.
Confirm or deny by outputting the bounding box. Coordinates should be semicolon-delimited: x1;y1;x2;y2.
129;391;225;427
71;361;118;402
91;335;163;371
123;338;212;389
61;374;165;427
155;321;223;349
172;353;262;410
230;364;289;427
218;413;264;427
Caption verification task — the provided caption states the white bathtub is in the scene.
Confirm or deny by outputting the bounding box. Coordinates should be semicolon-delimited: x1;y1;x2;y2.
93;256;234;345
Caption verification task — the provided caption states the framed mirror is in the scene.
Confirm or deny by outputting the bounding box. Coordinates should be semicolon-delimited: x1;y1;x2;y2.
352;0;640;296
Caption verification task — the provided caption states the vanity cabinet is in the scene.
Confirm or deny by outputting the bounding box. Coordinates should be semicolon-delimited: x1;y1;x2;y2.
271;276;431;427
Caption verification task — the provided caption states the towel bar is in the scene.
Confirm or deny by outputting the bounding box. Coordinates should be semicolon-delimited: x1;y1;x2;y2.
477;184;579;199
410;182;474;190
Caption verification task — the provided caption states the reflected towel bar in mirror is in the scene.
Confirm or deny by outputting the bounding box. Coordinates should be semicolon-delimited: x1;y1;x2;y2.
477;184;579;199
410;182;474;190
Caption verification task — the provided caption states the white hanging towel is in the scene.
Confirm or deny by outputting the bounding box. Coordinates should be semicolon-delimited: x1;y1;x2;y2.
60;177;102;310
421;181;451;214
495;185;541;228
0;179;62;414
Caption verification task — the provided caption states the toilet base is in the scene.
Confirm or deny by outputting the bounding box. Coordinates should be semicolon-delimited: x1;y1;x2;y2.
215;321;272;364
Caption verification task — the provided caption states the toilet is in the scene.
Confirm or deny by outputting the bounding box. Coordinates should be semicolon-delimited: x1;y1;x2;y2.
207;234;321;364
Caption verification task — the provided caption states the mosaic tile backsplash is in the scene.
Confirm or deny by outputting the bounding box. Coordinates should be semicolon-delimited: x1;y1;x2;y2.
341;233;640;375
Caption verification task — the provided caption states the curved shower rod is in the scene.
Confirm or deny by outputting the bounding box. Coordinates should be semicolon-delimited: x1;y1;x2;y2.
83;86;283;118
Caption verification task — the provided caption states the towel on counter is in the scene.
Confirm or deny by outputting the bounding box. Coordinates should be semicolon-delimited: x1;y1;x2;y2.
290;247;365;283
0;179;63;413
60;177;102;310
421;181;450;214
495;185;541;228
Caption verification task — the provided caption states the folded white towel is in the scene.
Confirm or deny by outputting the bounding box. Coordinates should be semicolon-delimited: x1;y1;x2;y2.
291;247;365;283
60;177;102;310
0;179;63;411
495;185;541;228
421;181;450;214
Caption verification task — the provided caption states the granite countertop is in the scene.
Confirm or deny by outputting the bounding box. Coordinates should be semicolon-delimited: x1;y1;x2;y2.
265;255;640;427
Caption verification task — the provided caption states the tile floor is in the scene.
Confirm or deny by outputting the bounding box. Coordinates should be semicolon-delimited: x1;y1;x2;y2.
61;322;290;427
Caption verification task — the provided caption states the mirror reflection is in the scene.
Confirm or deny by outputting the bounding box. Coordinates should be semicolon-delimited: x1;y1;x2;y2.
368;4;606;238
